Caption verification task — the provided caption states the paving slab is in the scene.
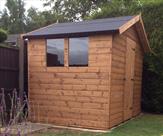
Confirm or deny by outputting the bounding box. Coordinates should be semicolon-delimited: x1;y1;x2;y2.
0;122;50;135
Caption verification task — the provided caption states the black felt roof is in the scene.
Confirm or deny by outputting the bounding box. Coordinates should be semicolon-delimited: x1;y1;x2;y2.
24;16;135;39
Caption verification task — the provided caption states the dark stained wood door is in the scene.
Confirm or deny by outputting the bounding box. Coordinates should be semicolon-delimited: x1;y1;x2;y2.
124;37;136;121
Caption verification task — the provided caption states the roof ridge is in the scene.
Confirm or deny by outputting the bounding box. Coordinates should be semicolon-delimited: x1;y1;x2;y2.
52;17;135;27
48;15;135;26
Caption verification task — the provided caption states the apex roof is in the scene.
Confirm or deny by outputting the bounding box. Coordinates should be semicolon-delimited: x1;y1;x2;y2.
24;15;151;52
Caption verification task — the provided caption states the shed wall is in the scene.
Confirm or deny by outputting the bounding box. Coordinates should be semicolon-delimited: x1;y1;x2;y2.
110;34;126;127
124;27;143;116
110;26;144;128
28;35;112;129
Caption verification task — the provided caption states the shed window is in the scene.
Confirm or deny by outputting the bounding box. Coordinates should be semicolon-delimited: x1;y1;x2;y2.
47;39;64;67
69;37;88;67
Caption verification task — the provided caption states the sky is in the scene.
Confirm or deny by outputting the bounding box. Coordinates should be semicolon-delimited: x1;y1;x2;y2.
0;0;50;12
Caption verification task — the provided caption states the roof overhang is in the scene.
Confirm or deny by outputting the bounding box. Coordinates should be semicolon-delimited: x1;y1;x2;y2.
23;30;118;39
119;15;151;53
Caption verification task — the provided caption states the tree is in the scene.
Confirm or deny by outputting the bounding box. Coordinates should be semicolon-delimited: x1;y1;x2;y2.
25;7;61;32
25;7;45;32
0;9;10;31
0;0;26;34
90;0;142;19
43;0;110;21
0;29;7;43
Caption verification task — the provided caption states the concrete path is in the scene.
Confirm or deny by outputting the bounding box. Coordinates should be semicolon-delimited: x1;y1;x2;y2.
0;122;50;135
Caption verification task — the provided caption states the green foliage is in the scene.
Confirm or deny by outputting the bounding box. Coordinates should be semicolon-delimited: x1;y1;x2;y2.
25;7;65;32
141;2;163;113
43;0;110;21
0;9;10;31
0;0;26;34
0;29;7;43
91;0;163;113
26;8;49;32
90;0;142;19
0;0;112;33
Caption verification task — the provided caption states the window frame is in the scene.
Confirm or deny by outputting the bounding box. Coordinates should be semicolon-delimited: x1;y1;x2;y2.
46;36;89;68
68;37;89;67
46;38;65;67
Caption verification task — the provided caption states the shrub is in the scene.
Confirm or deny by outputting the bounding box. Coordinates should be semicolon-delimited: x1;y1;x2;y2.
0;88;28;135
0;29;7;43
141;2;163;113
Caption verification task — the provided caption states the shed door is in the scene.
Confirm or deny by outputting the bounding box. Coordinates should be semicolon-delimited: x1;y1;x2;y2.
124;37;136;121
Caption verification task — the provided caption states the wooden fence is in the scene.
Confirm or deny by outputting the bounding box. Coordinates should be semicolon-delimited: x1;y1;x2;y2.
0;46;19;89
0;46;20;125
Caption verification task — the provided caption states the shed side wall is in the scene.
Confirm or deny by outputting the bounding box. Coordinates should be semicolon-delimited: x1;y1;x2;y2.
110;34;126;128
110;26;144;128
124;27;144;116
28;35;112;130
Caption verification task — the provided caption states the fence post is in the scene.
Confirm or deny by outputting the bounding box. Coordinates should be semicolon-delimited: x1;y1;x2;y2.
18;35;24;104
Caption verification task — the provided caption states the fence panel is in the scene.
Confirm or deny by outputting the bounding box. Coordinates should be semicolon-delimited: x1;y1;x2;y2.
0;46;19;89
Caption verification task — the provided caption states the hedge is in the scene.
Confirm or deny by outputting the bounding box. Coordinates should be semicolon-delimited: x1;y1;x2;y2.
0;29;7;43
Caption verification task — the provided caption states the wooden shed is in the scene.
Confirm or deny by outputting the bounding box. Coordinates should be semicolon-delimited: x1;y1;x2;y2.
24;15;151;130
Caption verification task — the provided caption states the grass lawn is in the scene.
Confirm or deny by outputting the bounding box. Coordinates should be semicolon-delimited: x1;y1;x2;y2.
33;114;163;136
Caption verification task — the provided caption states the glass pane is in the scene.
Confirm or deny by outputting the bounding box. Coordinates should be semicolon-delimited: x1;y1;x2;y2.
69;37;88;67
47;39;64;66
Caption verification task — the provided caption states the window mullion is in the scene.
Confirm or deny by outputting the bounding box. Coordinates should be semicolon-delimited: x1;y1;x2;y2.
64;38;69;67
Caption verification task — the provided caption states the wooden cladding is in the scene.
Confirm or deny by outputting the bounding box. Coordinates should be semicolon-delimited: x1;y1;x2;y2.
109;26;143;128
28;35;112;130
123;37;136;121
28;26;144;130
64;38;69;67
